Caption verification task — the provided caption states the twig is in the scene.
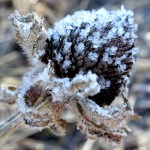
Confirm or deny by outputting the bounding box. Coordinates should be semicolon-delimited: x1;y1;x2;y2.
0;128;39;147
0;111;23;138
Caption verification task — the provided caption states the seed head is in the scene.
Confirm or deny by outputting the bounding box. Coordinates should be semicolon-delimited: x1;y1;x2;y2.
42;6;139;106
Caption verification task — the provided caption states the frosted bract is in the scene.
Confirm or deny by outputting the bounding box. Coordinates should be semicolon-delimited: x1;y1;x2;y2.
9;11;47;63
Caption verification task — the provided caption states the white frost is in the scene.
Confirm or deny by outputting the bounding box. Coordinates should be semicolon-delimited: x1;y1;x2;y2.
106;46;118;55
62;60;72;70
55;53;63;62
103;52;109;62
63;41;72;54
88;52;99;61
47;6;137;53
76;42;85;54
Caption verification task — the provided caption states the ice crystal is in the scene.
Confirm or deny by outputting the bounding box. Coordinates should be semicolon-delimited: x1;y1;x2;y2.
88;52;99;61
76;42;85;54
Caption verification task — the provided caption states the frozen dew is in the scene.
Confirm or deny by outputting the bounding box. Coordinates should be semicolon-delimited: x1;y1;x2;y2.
88;52;99;61
106;46;118;55
111;27;117;34
118;64;127;72
124;32;130;39
80;27;90;38
47;28;53;39
52;32;60;44
63;41;72;54
98;76;110;89
72;71;101;97
102;51;114;64
115;59;121;66
128;17;134;24
131;47;140;55
76;42;85;54
106;80;111;88
91;32;101;48
62;60;72;70
55;53;63;62
118;27;125;36
103;52;109;62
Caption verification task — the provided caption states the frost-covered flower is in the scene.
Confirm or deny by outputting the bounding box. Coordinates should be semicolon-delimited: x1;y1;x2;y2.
43;5;139;106
0;6;139;145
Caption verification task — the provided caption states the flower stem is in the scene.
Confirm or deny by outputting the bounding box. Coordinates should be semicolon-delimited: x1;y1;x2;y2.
0;111;23;138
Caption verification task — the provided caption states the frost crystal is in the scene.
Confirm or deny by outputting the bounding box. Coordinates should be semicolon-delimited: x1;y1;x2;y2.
62;60;72;70
76;42;85;53
106;46;118;55
63;41;72;54
88;52;99;61
55;53;63;62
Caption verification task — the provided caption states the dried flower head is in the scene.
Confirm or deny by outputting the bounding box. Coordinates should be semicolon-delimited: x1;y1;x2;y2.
44;6;139;106
0;6;139;145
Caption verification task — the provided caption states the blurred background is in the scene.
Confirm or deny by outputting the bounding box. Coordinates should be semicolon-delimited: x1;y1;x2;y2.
0;0;150;150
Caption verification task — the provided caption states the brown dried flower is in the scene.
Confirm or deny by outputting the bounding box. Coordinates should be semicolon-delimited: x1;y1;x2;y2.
0;6;140;145
44;6;139;106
